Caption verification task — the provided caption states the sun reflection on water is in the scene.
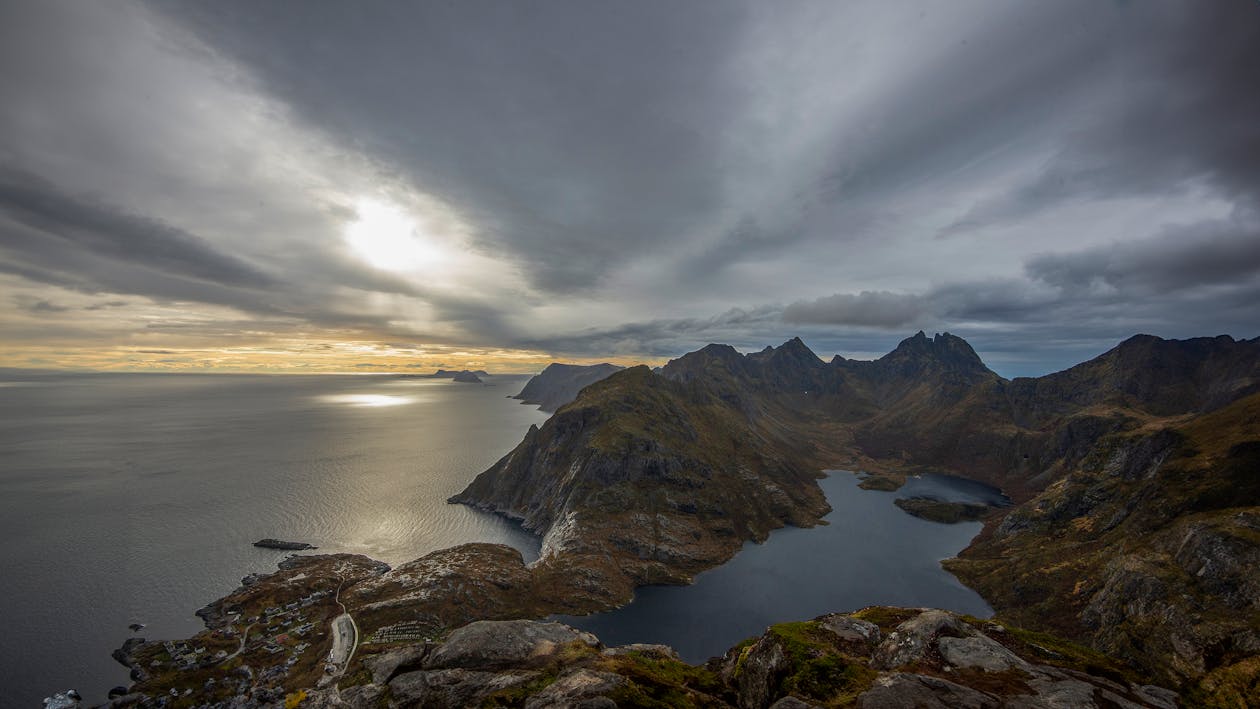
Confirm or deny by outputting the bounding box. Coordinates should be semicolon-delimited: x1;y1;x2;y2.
319;393;415;407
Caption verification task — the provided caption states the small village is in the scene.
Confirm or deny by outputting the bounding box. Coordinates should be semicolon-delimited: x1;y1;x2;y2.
132;587;338;704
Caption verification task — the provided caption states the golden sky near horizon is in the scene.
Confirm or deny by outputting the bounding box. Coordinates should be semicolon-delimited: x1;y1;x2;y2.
0;337;652;375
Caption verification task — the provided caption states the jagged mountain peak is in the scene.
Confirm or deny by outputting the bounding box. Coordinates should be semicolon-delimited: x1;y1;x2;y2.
756;336;822;365
659;343;746;383
879;330;993;378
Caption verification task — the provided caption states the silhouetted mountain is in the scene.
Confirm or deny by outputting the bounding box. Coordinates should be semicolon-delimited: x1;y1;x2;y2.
512;362;624;412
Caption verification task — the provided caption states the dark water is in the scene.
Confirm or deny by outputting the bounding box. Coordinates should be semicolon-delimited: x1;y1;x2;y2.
0;372;547;706
557;472;999;663
895;472;1010;507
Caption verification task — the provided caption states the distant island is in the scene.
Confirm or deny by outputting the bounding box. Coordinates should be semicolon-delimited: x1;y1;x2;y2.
512;362;623;411
252;539;316;551
397;369;489;383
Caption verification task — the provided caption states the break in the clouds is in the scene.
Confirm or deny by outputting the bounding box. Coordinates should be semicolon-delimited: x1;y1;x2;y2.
0;0;1257;375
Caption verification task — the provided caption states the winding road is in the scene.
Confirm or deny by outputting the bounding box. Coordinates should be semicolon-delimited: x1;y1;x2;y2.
224;622;256;661
326;576;359;680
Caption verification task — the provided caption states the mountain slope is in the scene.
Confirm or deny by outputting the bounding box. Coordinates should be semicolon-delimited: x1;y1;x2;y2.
946;390;1260;692
454;363;829;592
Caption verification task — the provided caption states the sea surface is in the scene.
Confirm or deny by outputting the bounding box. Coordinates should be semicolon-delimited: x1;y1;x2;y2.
0;371;547;706
557;472;1006;663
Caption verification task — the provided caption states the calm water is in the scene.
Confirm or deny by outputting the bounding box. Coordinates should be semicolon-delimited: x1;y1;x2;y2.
0;372;547;706
557;472;1003;663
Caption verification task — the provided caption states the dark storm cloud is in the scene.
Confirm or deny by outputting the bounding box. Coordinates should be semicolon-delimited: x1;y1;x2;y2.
1025;209;1260;294
149;0;748;293
515;306;783;358
782;291;925;328
83;300;129;311
11;296;69;314
945;2;1260;235
0;168;274;288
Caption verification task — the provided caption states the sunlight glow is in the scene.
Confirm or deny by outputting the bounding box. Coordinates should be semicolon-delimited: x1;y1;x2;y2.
344;198;442;272
319;394;415;407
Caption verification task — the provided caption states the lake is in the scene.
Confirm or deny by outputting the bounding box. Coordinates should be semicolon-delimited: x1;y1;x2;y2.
556;472;1005;663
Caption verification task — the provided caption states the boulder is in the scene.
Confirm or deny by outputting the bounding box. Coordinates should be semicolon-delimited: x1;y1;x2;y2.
871;610;968;669
818;614;881;650
856;673;998;709
729;635;789;709
937;635;1028;672
362;643;431;684
523;669;624;708
602;643;680;660
389;668;541;708
424;620;599;671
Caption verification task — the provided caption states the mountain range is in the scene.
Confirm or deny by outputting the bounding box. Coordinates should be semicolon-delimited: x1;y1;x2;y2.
454;331;1260;698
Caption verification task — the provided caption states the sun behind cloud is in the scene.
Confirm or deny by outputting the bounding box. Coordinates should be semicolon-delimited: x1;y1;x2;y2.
344;198;446;273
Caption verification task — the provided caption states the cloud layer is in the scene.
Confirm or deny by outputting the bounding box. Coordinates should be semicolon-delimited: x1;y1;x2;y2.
1;0;1257;375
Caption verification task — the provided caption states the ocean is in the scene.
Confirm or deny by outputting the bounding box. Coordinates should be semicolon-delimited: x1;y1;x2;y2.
0;372;547;705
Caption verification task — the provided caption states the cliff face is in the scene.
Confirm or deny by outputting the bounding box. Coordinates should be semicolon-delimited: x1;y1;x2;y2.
512;362;625;412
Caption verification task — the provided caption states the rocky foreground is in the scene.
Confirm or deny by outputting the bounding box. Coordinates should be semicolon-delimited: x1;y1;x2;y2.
117;608;1182;708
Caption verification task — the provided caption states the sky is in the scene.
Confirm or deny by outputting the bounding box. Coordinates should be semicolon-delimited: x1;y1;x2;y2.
1;1;1258;377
